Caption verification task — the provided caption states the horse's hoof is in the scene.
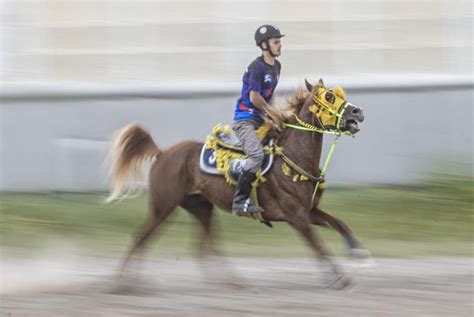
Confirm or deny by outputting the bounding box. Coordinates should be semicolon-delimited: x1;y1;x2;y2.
350;248;372;259
322;273;353;290
335;275;354;290
348;248;375;268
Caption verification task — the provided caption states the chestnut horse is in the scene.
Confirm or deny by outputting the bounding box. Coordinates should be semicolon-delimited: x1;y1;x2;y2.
107;79;367;288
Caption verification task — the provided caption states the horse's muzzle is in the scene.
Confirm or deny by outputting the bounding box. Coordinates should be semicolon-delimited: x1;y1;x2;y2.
351;107;364;123
342;105;364;134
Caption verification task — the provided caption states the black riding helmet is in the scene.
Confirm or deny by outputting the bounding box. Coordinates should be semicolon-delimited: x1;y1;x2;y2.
254;25;285;47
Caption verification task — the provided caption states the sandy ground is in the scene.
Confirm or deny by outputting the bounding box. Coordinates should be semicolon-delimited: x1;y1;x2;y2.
1;256;473;317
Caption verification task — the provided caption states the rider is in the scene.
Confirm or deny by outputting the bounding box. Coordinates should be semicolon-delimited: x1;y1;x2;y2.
232;25;285;215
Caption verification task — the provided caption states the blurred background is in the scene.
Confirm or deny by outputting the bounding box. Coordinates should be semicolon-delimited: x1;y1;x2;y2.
0;0;473;314
1;0;472;191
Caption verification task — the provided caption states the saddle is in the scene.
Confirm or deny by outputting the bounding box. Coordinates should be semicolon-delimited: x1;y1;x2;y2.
199;123;277;225
198;123;326;226
199;123;276;185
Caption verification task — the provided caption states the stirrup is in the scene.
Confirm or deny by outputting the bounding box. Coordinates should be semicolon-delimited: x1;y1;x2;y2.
232;199;264;216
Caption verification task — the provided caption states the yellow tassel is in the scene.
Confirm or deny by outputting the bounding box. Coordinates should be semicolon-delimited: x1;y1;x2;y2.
224;173;235;185
292;174;299;182
274;146;284;155
215;148;245;174
256;123;271;140
300;175;309;181
253;170;267;186
282;162;291;176
309;104;318;114
212;124;223;136
205;136;218;149
223;125;231;136
263;145;273;155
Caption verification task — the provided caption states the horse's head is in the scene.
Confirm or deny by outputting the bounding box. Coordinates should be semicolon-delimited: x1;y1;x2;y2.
304;79;364;135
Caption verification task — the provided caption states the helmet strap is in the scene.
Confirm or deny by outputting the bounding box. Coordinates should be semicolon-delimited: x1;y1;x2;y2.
261;40;277;57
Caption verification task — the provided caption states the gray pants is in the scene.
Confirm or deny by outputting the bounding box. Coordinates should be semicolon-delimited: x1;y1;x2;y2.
232;120;264;173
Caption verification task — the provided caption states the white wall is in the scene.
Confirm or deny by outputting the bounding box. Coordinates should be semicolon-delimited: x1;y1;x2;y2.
1;76;472;191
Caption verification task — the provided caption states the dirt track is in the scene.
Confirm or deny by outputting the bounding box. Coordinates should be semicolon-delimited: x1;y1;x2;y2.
1;257;472;316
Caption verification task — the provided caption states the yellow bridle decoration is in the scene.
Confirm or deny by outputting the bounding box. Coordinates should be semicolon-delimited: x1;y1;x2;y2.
308;86;349;131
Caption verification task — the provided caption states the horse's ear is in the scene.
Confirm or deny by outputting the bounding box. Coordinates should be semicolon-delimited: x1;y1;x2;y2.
304;78;313;92
318;78;325;88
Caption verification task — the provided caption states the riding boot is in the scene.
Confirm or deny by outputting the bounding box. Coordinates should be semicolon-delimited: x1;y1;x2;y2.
232;170;264;216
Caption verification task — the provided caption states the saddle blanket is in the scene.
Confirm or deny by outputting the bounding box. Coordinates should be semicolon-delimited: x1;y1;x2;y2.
199;140;275;182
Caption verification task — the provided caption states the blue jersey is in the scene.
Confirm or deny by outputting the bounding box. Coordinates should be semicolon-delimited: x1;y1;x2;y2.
233;56;281;124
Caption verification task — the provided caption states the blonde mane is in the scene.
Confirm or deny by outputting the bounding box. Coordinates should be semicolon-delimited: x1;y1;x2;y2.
281;87;310;124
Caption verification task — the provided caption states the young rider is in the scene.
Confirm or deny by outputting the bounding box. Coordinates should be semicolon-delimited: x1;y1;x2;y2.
232;25;285;215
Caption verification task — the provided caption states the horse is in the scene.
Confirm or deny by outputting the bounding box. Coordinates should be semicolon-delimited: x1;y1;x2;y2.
106;78;367;289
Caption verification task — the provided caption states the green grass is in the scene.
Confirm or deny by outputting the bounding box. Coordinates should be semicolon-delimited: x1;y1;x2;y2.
1;174;472;258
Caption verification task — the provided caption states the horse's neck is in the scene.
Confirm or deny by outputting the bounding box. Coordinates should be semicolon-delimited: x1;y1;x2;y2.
281;106;323;174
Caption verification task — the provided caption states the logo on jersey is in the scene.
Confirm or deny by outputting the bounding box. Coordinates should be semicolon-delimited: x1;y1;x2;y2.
264;74;272;83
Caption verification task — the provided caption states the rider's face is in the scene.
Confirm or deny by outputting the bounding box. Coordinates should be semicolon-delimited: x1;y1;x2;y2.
268;38;282;56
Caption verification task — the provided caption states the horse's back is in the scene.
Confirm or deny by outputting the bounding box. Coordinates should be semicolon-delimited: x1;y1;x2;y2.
151;140;201;170
148;140;202;191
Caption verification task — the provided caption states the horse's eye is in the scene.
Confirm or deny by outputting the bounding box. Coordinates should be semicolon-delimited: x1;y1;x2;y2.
325;93;335;104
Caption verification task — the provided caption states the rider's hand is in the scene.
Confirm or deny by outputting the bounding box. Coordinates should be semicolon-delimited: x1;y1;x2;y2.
266;107;284;131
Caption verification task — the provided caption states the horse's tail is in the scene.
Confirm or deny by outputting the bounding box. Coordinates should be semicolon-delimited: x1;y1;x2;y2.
106;123;160;203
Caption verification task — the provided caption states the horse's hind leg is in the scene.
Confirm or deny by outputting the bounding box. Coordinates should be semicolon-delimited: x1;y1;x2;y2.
181;194;245;288
119;213;159;275
180;194;216;257
310;207;370;259
119;196;180;275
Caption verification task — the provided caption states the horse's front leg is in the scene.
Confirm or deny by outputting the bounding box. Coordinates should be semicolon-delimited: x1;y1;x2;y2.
280;199;351;289
310;207;371;259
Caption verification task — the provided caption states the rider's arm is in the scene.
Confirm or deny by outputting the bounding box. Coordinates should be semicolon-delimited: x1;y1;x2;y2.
250;91;282;126
249;90;271;112
269;95;275;106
